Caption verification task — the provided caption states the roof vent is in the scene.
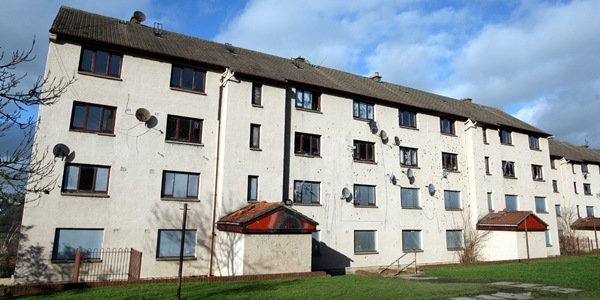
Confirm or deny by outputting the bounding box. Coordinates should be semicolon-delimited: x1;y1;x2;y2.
225;43;237;54
371;71;382;82
292;56;305;69
462;98;473;103
130;11;146;24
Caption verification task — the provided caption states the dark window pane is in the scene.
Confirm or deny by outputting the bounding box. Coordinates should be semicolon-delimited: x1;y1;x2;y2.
71;105;86;129
178;119;190;141
182;68;194;89
166;117;177;140
86;106;101;131
162;172;174;196
311;136;319;154
80;49;94;72
108;54;121;76
194;70;205;91
78;166;95;191
171;66;182;87
94;51;109;74
191;120;201;142
101;109;114;132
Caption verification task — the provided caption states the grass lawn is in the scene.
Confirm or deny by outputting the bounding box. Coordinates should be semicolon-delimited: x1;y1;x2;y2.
10;255;600;299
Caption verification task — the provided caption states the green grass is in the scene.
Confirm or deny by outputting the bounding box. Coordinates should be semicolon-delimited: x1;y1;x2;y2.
10;255;600;299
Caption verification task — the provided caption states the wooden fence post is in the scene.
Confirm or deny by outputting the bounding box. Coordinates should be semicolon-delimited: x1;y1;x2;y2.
72;249;81;283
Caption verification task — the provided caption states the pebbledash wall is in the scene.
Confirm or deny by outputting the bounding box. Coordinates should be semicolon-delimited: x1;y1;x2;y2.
15;6;599;283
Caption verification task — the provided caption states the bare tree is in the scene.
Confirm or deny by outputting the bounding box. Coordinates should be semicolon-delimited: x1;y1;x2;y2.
556;206;581;255
457;210;491;263
0;39;74;201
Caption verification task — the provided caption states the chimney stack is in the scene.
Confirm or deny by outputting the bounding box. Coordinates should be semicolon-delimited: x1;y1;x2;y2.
462;98;472;103
371;71;382;82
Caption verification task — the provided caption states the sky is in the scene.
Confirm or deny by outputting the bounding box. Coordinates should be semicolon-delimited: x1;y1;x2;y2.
1;0;599;152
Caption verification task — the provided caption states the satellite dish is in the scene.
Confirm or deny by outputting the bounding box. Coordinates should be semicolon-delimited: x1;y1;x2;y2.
406;168;414;179
133;11;146;22
368;120;379;134
146;115;159;128
380;130;389;144
135;108;151;122
390;175;397;185
52;143;70;158
341;187;353;202
394;136;401;146
428;183;436;196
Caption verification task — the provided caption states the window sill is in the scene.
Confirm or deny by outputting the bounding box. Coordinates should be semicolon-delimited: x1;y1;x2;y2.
533;179;545;182
353;117;374;122
444;169;460;173
501;143;514;147
170;87;207;96
295;107;322;114
61;192;109;198
447;248;464;252
554;191;560;193
503;176;518;180
584;193;593;196
250;147;262;151
402;207;422;210
156;257;197;261
78;71;122;81
353;160;377;165
354;205;378;208
252;104;263;108
69;129;116;137
546;244;552;248
536;211;548;214
401;164;419;168
484;142;490;145
440;133;457;137
398;125;418;131
485;172;492;176
293;203;322;206
403;249;424;253
354;251;379;255
530;148;542;152
161;198;200;202
445;208;463;211
294;153;321;158
165;140;205;147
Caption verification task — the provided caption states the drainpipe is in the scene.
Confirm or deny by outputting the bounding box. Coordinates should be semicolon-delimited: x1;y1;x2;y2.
208;68;234;276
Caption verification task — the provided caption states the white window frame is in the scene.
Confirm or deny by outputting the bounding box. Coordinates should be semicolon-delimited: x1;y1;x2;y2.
156;229;196;258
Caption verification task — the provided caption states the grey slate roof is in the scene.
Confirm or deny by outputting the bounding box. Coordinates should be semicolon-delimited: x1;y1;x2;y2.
51;6;549;136
548;138;600;163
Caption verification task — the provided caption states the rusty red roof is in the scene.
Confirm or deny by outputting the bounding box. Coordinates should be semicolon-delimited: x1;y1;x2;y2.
217;201;318;234
477;210;548;232
571;217;600;231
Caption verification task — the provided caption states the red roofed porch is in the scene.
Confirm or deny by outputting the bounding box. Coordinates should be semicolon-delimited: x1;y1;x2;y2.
476;211;548;231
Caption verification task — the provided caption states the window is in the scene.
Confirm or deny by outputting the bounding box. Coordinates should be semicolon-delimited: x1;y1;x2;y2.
484;157;491;174
63;164;110;193
312;232;321;255
482;127;488;143
584;183;592;195
552;180;559;192
586;206;595;217
354;140;375;162
545;230;551;246
574;182;578;194
442;153;458;171
531;165;543;181
535;197;547;213
166;115;203;144
550;159;556;169
572;164;576;174
529;135;539;149
156;230;196;258
555;204;561;217
487;192;494;211
247;176;258;201
401;188;420;208
170;65;205;92
294;181;320;204
400;147;418;167
70;102;116;134
500;129;512;145
354;184;375;206
398;110;416;128
250;124;261;149
161;171;199;199
440;117;455;135
252;83;262;105
294;132;320;156
582;163;589;173
295;89;320;111
353;100;374;120
402;230;422;251
505;195;518;211
79;47;122;77
354;230;376;253
502;161;515;177
444;190;461;210
446;230;463;250
52;229;104;260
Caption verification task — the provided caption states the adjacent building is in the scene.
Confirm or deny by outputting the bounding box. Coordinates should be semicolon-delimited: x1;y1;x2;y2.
14;6;599;283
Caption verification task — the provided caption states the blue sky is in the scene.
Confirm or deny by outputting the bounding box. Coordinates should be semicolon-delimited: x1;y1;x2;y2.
1;0;599;151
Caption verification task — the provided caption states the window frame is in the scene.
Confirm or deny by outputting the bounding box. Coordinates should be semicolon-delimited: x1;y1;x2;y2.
400;147;418;167
500;129;512;145
294;132;320;157
398;109;417;128
312;231;321;255
79;47;122;77
252;83;262;106
555;204;562;217
531;164;544;181
166;115;203;144
295;89;320;111
247;176;259;202
52;228;104;261
487;192;494;212
545;230;552;246
482;127;488;143
502;160;516;178
586;206;595;217
293;180;320;204
535;196;547;213
62;163;110;194
440;117;455;135
552;180;559;192
444;190;461;210
505;194;518;211
446;230;464;250
353;100;374;120
402;230;422;252
584;183;592;195
353;184;376;206
156;229;196;258
249;123;261;149
354;140;375;162
442;152;458;171
529;135;540;150
170;65;206;92
582;163;589;173
484;157;491;174
574;182;578;194
354;230;377;253
70;102;116;134
161;171;200;199
401;187;420;208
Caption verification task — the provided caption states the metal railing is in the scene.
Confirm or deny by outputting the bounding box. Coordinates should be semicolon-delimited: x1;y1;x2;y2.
72;248;142;283
378;252;417;276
